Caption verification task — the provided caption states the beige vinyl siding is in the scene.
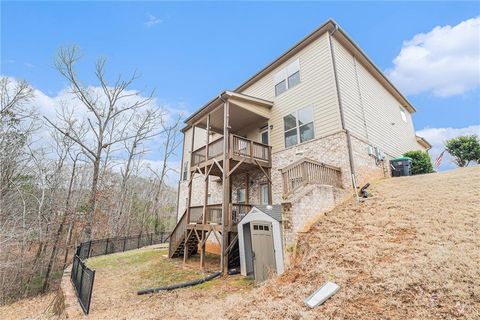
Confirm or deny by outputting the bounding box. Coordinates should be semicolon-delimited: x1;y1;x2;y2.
332;38;420;157
240;33;342;153
332;38;368;140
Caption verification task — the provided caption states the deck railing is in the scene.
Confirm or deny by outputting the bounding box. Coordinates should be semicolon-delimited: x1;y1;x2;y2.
281;158;343;197
232;135;271;162
186;203;254;226
190;134;271;167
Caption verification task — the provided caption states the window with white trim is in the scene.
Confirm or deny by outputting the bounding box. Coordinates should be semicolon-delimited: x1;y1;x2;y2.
283;106;315;148
182;161;188;181
400;107;407;123
274;59;301;96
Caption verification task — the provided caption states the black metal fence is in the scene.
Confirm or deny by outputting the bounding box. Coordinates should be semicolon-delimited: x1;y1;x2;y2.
70;249;95;314
77;233;169;260
70;232;169;314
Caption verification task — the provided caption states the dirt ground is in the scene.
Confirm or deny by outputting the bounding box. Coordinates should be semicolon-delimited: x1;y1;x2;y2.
2;167;479;319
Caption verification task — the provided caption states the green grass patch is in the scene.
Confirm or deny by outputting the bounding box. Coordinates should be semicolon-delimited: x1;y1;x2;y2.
86;248;167;269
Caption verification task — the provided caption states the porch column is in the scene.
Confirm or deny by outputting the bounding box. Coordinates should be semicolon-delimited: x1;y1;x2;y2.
200;115;210;270
184;125;195;264
221;99;230;273
268;168;273;205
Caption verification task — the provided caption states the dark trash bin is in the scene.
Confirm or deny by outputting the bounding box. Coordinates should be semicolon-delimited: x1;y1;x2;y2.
390;157;412;177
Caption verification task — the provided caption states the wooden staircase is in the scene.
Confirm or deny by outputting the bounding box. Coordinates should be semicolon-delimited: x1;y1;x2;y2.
168;210;188;258
170;232;199;258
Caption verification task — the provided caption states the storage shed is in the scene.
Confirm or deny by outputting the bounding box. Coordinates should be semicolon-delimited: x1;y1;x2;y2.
238;205;284;282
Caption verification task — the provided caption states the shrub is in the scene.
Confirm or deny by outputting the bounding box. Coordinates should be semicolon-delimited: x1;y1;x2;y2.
445;135;480;167
403;150;434;175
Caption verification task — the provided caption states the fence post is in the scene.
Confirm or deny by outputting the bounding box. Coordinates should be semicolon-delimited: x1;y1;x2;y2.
150;233;153;245
86;270;96;314
88;240;92;258
123;237;126;251
105;238;109;255
137;234;141;248
78;262;84;298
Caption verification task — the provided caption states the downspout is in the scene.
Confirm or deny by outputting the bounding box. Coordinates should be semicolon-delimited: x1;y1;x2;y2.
328;24;359;200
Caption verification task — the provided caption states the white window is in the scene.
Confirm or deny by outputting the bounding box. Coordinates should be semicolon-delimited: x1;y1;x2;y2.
400;107;407;123
237;188;246;204
260;184;269;205
274;59;300;96
182;161;188;181
283;106;315;147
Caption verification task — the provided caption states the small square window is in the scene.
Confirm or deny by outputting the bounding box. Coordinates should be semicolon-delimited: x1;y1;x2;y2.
264;226;269;231
253;225;259;230
275;80;287;96
259;225;264;230
287;71;300;89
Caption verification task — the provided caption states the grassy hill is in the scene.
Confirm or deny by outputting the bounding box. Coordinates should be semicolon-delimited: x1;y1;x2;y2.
1;167;479;319
228;167;480;319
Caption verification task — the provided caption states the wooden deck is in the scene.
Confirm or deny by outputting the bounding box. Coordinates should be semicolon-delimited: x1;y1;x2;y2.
190;134;272;176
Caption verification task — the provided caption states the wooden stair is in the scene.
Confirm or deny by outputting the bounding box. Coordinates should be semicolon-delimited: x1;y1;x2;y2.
170;232;199;258
168;210;188;258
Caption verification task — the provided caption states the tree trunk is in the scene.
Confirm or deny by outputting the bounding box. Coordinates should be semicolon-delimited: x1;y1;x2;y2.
42;157;78;292
85;155;101;240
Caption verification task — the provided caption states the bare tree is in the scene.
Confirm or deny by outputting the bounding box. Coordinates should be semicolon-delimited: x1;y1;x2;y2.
44;46;154;240
147;114;182;233
112;108;165;235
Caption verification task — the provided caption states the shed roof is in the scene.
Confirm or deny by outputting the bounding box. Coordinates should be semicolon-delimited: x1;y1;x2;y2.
252;205;283;222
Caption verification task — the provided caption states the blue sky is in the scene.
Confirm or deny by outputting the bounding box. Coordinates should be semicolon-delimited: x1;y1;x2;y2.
1;1;479;171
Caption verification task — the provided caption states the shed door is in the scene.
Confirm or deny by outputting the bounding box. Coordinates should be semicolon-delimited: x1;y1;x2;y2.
251;222;276;282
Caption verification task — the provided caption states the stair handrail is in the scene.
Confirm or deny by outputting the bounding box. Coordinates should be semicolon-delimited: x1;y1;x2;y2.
281;158;343;197
168;209;188;258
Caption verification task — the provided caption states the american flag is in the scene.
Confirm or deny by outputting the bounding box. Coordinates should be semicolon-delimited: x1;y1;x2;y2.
434;150;445;169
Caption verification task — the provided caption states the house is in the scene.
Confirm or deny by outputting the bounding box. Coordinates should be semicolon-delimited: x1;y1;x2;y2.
168;19;430;277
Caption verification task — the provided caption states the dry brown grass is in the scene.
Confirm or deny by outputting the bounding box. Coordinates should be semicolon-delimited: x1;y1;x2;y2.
228;167;480;319
78;245;253;319
3;167;479;319
0;292;57;320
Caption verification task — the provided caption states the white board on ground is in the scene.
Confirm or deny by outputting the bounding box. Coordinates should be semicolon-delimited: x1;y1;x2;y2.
304;281;340;308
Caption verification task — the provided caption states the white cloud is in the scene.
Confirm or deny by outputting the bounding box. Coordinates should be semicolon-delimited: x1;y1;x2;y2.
387;17;480;97
144;14;162;28
417;125;480;170
2;76;184;185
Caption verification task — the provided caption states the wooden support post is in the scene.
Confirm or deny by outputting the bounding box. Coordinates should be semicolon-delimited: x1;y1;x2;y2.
200;115;210;270
221;98;230;274
268;168;273;205
183;228;193;264
186;125;196;228
245;173;249;205
184;125;195;265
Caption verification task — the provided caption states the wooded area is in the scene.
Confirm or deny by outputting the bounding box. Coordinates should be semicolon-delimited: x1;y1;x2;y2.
0;46;180;304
